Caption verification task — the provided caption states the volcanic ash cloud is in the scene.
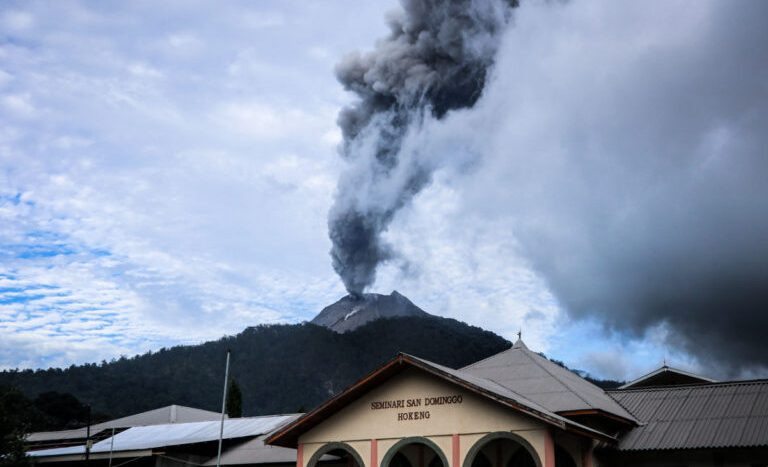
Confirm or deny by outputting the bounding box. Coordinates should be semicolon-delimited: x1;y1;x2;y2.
328;0;518;296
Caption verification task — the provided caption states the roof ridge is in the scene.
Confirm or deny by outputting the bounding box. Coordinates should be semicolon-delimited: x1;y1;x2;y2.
460;344;515;370
608;378;768;393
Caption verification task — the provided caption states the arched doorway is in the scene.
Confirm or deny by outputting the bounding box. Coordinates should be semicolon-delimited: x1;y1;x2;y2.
307;442;365;467
382;437;449;467
463;433;541;467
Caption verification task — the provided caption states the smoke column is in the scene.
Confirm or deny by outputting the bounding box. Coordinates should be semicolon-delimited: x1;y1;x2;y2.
329;0;518;296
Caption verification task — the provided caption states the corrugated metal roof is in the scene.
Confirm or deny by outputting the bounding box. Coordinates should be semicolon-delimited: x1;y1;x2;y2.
29;414;300;458
203;435;337;466
461;339;635;422
27;405;223;442
618;366;716;389
608;379;768;450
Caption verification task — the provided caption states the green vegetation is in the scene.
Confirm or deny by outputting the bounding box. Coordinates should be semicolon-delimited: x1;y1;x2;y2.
0;386;31;467
226;379;243;418
0;317;621;428
0;317;510;419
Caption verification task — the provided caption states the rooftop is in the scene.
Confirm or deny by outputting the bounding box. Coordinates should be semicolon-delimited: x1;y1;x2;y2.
461;339;636;422
608;379;768;450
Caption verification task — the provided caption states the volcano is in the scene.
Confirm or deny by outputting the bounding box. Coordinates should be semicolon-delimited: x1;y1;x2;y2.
311;290;430;333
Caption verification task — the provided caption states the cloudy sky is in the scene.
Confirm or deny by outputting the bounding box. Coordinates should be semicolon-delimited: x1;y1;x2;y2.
1;0;766;381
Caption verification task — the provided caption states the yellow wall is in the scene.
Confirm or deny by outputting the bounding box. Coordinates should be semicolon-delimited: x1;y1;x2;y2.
298;368;581;467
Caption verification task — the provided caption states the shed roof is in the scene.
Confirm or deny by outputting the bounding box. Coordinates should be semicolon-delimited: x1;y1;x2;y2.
27;404;223;442
608;379;768;450
202;435;338;466
28;414;300;459
461;339;635;422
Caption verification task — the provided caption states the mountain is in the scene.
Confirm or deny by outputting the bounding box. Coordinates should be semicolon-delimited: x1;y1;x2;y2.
0;315;511;421
311;290;429;333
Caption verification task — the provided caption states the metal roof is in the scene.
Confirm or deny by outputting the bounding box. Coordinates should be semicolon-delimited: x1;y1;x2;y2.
27;404;223;442
461;339;636;422
618;366;716;389
29;414;300;458
608;379;768;450
202;435;338;466
267;352;616;448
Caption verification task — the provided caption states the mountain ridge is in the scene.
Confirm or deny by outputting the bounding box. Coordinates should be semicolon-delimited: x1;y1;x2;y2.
0;315;512;419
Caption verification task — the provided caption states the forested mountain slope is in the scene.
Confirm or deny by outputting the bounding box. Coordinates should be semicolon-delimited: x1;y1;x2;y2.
0;316;511;418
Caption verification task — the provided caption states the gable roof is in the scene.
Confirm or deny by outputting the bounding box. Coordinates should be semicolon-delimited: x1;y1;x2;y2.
27;404;223;443
266;352;616;448
607;379;768;451
617;365;716;389
461;340;636;422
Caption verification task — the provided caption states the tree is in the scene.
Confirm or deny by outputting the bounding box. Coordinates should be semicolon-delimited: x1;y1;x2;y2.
0;386;31;467
33;392;89;429
226;379;242;418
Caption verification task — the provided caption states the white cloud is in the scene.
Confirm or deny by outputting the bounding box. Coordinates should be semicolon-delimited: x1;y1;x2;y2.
1;10;34;31
2;93;36;118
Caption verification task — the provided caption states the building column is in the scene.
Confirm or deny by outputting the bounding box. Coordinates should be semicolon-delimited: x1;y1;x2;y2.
297;443;304;467
371;439;378;467
452;434;460;467
543;430;555;467
581;440;592;467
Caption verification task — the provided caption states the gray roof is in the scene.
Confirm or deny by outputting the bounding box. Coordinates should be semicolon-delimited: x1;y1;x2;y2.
27;404;223;442
618;365;716;389
461;340;635;421
401;354;615;441
29;414;300;459
608;380;768;450
203;434;337;466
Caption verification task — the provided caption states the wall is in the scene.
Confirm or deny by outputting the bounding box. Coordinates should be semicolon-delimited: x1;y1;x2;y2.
298;368;587;467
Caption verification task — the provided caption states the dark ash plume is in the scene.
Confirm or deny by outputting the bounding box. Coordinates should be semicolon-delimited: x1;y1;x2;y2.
329;0;518;295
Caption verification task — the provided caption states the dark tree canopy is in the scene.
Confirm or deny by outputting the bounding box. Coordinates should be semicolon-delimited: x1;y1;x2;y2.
0;316;620;420
226;379;243;418
0;386;31;467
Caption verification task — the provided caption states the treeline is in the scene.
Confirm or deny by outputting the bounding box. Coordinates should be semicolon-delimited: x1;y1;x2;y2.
0;317;511;419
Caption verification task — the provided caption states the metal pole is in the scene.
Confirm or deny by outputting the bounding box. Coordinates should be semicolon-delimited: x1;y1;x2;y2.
216;350;231;467
85;405;92;462
108;427;115;467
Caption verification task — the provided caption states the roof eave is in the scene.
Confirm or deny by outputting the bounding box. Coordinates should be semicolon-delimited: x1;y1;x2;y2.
266;354;616;448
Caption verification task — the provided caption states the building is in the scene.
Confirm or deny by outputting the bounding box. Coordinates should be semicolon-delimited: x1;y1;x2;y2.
26;341;768;467
26;405;224;451
27;412;312;467
265;339;768;467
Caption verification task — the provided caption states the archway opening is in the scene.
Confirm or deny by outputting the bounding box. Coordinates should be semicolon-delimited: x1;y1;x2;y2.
308;444;364;467
383;439;448;467
465;435;539;467
473;437;536;467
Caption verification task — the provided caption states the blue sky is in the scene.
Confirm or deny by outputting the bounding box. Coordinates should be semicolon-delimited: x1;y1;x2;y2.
1;0;765;381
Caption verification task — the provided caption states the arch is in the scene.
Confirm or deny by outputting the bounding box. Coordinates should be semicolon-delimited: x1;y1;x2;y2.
462;432;542;467
306;442;365;467
381;437;450;467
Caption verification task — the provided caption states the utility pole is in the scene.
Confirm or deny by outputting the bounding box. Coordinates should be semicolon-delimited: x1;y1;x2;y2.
85;405;92;462
216;350;231;467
